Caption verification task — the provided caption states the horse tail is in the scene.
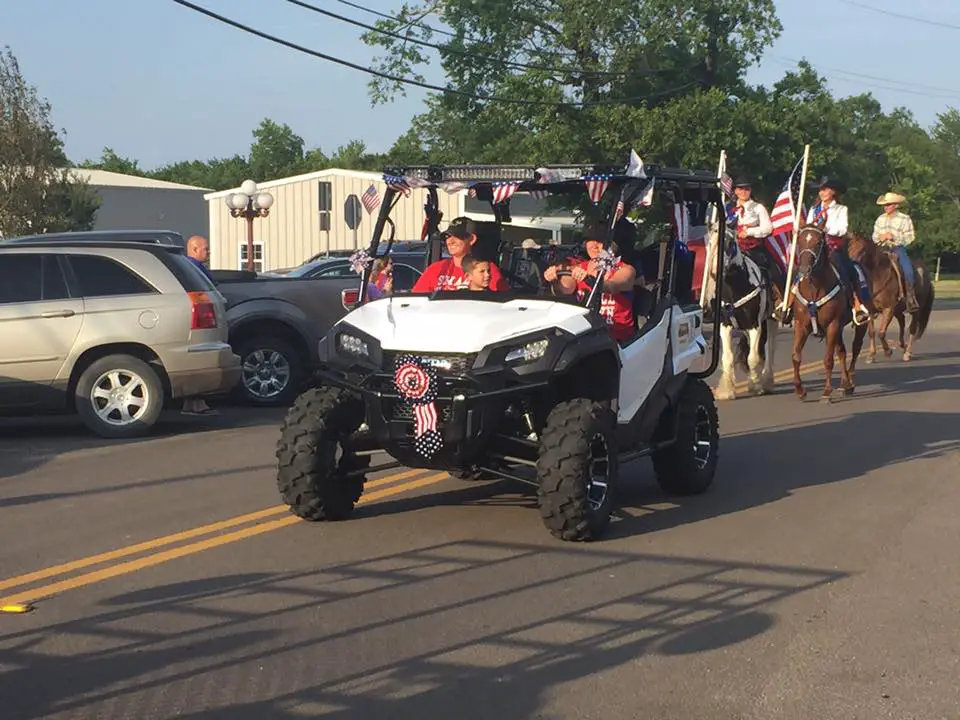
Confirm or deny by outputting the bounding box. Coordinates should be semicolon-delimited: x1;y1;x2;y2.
912;263;934;340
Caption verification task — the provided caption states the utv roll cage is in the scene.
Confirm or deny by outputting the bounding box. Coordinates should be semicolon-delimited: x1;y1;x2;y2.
357;161;726;378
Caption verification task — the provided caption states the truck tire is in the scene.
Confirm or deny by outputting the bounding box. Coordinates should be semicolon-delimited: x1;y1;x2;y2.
652;377;719;495
234;335;303;407
275;386;370;521
74;354;165;439
536;398;618;541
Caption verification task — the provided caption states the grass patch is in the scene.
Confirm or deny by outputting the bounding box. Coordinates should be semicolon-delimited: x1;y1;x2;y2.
934;277;960;301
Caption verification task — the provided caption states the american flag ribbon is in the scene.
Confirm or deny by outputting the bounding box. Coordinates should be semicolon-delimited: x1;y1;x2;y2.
584;177;610;204
384;175;412;196
491;182;519;204
768;155;807;273
361;184;380;214
725;202;739;226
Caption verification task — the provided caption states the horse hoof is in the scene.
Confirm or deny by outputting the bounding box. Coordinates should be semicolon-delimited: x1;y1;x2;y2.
820;394;832;404
903;353;912;362
795;387;807;401
884;349;893;358
865;355;875;365
843;386;855;396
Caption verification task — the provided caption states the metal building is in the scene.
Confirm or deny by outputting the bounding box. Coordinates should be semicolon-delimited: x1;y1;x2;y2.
204;168;575;272
71;169;211;240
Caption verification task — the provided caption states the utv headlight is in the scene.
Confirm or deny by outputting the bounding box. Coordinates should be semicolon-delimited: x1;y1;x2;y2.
338;333;370;359
504;337;550;364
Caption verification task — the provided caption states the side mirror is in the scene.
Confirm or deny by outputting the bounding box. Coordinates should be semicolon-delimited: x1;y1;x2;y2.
341;288;360;310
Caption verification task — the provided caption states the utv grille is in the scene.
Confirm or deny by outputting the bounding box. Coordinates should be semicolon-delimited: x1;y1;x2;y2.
381;351;478;377
391;401;455;423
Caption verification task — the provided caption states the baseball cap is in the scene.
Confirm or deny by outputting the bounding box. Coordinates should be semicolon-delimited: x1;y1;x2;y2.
445;216;476;239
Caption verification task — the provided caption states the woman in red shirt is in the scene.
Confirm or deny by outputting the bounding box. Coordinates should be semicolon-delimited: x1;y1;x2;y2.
412;217;509;293
544;223;637;342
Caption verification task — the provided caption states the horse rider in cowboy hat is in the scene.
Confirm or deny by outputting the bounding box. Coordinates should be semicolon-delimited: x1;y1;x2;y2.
806;175;875;325
873;191;920;312
731;177;788;314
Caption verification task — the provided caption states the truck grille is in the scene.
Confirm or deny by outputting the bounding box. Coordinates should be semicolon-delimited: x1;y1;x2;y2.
381;351;478;378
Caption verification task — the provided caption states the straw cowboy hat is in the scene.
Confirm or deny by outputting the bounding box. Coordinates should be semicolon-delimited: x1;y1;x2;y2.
876;192;906;206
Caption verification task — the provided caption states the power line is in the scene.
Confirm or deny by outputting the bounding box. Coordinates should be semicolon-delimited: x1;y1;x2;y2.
283;0;677;78
836;0;960;30
769;56;960;100
329;0;580;58
170;0;700;106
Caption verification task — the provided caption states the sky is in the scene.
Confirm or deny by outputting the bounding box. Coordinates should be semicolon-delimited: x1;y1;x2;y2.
5;0;960;171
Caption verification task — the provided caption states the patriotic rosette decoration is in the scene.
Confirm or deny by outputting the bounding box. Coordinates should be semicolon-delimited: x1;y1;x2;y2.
393;354;443;458
348;247;373;274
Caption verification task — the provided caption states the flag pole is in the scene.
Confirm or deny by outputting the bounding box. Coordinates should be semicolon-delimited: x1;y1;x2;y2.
701;149;726;309
779;143;811;315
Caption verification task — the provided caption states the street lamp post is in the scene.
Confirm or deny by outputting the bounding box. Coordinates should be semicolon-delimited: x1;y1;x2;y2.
225;179;275;272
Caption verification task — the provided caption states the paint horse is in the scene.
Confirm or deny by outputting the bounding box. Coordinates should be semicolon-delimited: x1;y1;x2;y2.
847;233;935;363
788;224;869;402
705;223;776;400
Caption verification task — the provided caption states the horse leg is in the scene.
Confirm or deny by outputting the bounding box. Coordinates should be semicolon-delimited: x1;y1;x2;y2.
760;318;777;393
822;320;842;403
745;325;763;393
903;311;915;362
866;316;877;364
714;323;738;401
896;309;906;351
878;309;894;358
847;322;868;394
792;315;811;401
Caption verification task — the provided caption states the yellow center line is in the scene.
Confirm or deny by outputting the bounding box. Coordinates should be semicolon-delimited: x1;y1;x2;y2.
0;472;453;607
0;466;430;594
732;360;821;392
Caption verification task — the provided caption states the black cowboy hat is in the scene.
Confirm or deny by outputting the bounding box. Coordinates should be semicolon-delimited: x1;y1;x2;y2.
733;177;753;188
813;176;846;193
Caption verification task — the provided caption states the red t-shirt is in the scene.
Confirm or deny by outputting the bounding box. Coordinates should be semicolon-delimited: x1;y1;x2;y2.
570;258;635;342
412;258;509;293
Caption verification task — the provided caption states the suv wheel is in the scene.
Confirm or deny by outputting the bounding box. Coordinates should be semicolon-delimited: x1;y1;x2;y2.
536;398;618;541
652;377;719;495
75;354;164;438
235;336;303;407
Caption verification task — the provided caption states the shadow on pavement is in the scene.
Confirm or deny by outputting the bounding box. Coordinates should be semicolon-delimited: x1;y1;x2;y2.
0;406;286;481
0;543;846;719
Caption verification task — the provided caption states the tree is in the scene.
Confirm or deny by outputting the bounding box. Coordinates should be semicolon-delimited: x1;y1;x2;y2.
80;147;143;175
249;118;306;180
0;46;99;237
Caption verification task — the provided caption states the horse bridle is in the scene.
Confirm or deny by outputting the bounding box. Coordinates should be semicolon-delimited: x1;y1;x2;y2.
794;225;826;280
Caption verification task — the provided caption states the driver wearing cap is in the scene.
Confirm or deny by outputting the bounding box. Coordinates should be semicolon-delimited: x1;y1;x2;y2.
544;221;637;342
412;216;509;293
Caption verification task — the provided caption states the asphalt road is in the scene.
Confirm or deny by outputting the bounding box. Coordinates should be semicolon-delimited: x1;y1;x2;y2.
1;309;958;720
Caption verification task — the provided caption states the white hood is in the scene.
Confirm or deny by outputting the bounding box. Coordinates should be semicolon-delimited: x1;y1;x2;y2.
340;296;593;353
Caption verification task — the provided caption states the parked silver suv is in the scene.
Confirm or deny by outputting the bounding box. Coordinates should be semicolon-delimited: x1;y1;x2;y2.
0;239;241;437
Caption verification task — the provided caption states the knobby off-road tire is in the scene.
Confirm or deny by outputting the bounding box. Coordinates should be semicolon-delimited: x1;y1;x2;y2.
536;398;618;542
652;377;719;496
275;386;371;521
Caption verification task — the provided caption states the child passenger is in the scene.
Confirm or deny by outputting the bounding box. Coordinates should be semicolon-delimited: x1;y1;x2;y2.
462;255;491;292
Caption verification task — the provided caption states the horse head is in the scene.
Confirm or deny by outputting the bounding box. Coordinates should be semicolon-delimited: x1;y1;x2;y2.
847;232;876;268
793;223;827;282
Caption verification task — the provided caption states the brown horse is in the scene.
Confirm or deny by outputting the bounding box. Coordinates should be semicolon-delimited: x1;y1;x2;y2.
847;233;935;362
788;224;869;402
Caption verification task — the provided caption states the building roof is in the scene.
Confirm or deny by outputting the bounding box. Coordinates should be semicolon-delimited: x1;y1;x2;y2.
70;168;212;191
203;168;382;200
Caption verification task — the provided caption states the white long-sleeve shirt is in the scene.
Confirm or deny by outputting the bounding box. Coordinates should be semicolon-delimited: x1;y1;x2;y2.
806;201;848;237
736;200;773;238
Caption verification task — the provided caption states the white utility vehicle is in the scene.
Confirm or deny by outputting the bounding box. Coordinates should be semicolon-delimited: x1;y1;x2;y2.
274;157;727;541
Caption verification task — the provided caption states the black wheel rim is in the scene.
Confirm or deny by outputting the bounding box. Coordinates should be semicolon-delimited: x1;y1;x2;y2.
587;433;610;511
694;404;713;470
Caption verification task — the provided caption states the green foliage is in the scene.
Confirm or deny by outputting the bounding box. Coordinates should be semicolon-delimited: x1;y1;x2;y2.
0;46;100;237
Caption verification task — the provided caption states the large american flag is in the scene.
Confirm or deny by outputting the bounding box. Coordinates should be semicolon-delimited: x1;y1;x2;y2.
767;156;806;272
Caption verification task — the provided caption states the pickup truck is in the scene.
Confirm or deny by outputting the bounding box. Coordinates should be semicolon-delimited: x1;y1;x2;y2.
213;252;424;406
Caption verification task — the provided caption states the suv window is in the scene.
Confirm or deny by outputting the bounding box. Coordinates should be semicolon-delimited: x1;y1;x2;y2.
392;263;421;291
0;255;70;304
68;254;156;297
